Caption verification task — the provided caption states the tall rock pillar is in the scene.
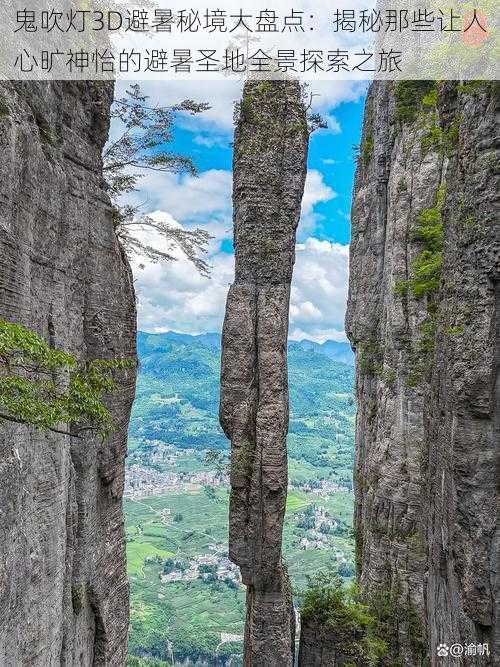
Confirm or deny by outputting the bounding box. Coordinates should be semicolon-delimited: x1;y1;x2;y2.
219;79;309;666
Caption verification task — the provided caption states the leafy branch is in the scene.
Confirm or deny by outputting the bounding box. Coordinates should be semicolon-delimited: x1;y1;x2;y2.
0;319;134;438
106;83;213;276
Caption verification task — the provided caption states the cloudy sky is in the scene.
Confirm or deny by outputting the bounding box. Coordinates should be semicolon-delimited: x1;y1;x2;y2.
115;79;366;342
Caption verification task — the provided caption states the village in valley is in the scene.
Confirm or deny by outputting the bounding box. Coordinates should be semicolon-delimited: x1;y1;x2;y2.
125;333;356;663
125;438;354;599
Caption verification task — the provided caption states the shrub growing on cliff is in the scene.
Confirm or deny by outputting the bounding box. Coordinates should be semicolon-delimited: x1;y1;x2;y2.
395;185;445;299
106;84;212;276
394;185;446;386
394;81;436;124
300;569;387;665
0;319;132;438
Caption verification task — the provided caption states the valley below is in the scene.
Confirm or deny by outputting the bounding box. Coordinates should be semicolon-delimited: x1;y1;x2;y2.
126;331;356;666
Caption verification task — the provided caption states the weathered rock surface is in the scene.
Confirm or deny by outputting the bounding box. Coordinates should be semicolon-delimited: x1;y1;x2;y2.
339;82;497;665
0;82;136;665
298;618;351;666
220;79;309;666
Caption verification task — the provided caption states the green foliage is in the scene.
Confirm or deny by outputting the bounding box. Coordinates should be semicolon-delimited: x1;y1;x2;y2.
395;186;445;300
412;187;445;246
420;120;442;154
360;134;374;164
369;588;426;661
407;250;443;298
169;626;220;661
456;81;488;95
128;602;173;658
444;325;464;336
127;657;171;667
301;569;387;665
421;88;438;108
394;186;448;386
0;320;76;368
238;90;256;123
412;83;460;156
394;81;436;124
71;583;86;615
0;319;132;437
421;116;460;156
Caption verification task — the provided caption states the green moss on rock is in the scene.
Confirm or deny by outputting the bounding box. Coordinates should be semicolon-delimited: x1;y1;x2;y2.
301;569;388;666
71;583;86;615
394;81;436;124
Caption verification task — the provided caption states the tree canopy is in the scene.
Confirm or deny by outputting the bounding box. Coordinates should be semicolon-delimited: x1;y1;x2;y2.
0;319;133;438
105;84;212;276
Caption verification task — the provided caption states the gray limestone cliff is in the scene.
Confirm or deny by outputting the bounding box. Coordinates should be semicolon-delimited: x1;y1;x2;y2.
219;79;309;666
0;82;136;665
299;81;498;665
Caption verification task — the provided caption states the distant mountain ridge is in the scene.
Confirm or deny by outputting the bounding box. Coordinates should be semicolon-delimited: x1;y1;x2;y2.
289;338;354;366
132;330;355;457
137;330;354;365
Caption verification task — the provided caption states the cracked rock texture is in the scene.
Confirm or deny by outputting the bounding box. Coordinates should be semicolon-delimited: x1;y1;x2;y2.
341;82;497;665
0;82;136;665
219;79;309;666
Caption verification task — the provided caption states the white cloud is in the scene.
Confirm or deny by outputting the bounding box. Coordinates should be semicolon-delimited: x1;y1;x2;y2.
324;115;342;134
289;239;350;342
302;170;337;216
127;169;232;245
193;134;232;149
307;81;368;114
133;217;349;342
125;165;335;243
299;170;337;234
131;213;235;334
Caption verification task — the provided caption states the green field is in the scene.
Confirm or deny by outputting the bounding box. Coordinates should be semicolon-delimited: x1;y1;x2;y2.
126;483;354;663
126;332;356;664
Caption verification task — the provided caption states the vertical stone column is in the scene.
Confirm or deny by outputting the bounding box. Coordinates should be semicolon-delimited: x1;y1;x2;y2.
219;79;309;666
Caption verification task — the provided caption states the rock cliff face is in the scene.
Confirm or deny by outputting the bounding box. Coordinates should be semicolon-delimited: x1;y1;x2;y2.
0;82;136;665
219;79;309;666
342;81;497;665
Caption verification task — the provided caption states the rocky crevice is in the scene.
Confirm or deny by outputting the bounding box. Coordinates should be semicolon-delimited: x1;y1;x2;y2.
220;79;309;666
0;81;136;665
